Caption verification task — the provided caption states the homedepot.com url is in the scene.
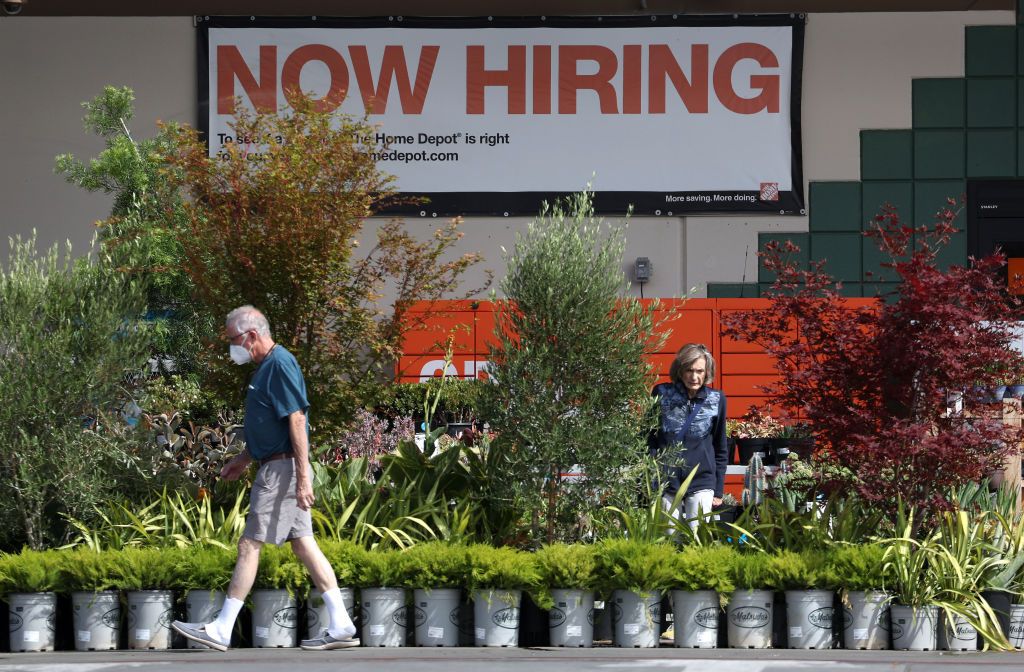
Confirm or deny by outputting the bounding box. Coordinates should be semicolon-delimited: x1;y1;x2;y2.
371;150;459;163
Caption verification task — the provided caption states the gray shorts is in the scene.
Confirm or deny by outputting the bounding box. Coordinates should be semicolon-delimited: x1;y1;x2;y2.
243;458;313;545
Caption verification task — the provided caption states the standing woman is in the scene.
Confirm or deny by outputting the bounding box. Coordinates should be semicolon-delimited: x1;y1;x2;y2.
649;343;728;531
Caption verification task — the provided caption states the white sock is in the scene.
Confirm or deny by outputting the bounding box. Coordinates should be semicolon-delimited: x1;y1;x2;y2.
321;588;356;639
206;596;244;644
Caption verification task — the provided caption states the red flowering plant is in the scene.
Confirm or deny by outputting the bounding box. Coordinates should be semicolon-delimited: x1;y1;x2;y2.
722;200;1024;525
321;408;414;481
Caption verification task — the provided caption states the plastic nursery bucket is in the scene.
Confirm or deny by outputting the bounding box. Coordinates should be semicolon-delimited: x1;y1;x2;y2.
72;590;120;651
306;587;356;640
671;590;718;648
611;589;661;648
842;590;890;650
727;589;773;649
361;587;407;647
185;589;225;649
8;592;57;652
251;588;299;648
938;610;977;651
127;590;173;650
785;590;834;649
413;588;461;647
473;589;521;647
890;604;939;651
1009;604;1024;649
549;588;594;648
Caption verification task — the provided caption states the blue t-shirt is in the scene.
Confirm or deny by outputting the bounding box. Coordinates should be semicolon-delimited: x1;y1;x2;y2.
244;345;309;461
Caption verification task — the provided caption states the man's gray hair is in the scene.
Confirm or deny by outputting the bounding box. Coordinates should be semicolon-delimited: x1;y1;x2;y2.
226;305;271;337
669;343;715;385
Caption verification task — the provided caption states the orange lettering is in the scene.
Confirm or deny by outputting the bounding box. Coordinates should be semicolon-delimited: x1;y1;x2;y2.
532;45;552;114
281;44;349;113
558;45;618;114
217;45;277;114
713;43;779;114
466;45;527;114
649;44;709;114
349;45;439;114
622;45;642;114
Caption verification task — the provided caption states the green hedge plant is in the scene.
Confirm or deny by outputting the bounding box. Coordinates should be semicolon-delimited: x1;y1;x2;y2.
357;548;405;588
173;545;236;593
827;544;892;592
397;541;469;589
254;544;307;596
57;548;124;593
0;549;63;594
765;549;835;590
671;545;737;598
319;539;369;588
466;544;540;591
594;539;676;594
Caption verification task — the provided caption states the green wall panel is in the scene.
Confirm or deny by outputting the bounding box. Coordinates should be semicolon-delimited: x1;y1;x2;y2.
707;283;758;298
967;78;1016;127
810;232;863;282
862;236;902;282
913;78;965;129
861;130;913;180
967;129;1017;177
861;181;913;227
1018;130;1024;175
966;26;1016;77
934;232;968;270
809;181;862;232
914;180;965;227
836;282;863;297
914;130;964;179
757;232;809;284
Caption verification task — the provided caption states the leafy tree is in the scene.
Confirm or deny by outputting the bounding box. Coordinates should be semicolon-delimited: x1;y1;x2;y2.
55;86;212;379
161;97;486;434
722;201;1024;523
0;235;153;549
481;190;665;545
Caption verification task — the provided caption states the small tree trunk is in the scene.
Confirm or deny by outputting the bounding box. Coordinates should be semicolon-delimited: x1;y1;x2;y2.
546;463;559;545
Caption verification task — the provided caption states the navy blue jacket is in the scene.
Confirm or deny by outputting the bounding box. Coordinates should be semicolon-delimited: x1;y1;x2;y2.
648;382;728;498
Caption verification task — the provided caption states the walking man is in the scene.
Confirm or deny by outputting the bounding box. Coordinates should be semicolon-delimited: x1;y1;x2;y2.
172;305;358;651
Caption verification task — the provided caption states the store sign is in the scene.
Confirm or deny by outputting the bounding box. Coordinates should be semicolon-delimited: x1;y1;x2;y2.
199;16;805;215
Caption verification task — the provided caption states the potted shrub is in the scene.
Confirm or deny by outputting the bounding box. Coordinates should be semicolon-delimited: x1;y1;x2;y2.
58;548;123;651
767;549;835;649
669;545;736;648
114;546;180;650
173;545;236;648
534;543;598;648
466;544;540;647
398;542;469;647
251;544;306;648
0;549;62;652
594;539;675;648
727;551;778;649
730;407;783;466
827;543;893;650
357;548;408;647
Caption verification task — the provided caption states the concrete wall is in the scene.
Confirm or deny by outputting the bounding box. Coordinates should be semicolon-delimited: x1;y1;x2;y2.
0;11;1013;297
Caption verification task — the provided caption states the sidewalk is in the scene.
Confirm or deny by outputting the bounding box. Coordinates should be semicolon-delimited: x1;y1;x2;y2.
3;646;1024;672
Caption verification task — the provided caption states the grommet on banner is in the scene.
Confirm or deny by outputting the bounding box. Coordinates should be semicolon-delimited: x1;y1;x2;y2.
420;210;426;217
503;212;509;217
667;211;673;217
655;210;661;216
397;16;404;22
432;212;437;217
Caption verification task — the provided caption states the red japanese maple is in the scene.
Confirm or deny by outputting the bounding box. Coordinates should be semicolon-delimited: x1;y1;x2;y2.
722;201;1024;516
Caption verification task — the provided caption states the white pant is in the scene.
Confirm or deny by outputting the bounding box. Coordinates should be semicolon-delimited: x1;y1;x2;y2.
663;488;716;532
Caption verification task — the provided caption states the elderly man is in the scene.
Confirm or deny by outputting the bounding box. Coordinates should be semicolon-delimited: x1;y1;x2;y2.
172;305;358;651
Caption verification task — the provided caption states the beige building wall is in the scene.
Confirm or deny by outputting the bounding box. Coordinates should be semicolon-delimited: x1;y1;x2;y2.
0;11;1013;297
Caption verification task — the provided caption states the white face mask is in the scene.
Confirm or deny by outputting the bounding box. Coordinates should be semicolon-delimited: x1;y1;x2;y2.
229;334;252;365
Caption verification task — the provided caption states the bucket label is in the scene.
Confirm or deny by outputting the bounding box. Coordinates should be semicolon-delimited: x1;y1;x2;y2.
254;626;269;639
566;625;582;638
135;628;151;642
729;606;770;628
475;626;486;640
492;607;520;630
549;607;566;627
853;627;868;640
807;607;834;629
8;613;22;632
369;624;385;636
789;626;803;638
427;626;444;639
273;607;298;629
23;630;39;643
1009;619;1024;639
77;630;92;642
623;623;640;635
393;605;409;627
948;620;977;640
413;606;426;626
102;608;120;629
694;607;718;629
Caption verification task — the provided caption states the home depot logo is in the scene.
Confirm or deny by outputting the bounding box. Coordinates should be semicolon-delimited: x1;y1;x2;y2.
759;182;779;201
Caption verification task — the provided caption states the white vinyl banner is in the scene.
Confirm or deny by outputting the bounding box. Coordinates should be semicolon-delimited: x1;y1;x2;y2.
202;18;803;214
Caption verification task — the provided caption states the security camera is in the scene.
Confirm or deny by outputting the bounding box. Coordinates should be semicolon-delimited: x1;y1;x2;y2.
2;0;25;15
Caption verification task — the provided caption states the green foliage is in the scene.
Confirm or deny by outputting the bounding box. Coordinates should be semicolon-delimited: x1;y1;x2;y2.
593;539;677;593
600;462;693;544
880;508;943;609
0;550;63;594
827;544;892;591
55;85;210;376
113;547;181;590
162;97;486;434
466;544;540;590
534;543;598;591
172;545;236;593
254;544;307;594
358;548;407;588
396;542;470;589
143;411;245;497
730;551;780;591
670;545;737;594
0;235;153;549
765;549;835;590
482;189;665;544
375;379;487;425
57;548;126;593
319;539;369;587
